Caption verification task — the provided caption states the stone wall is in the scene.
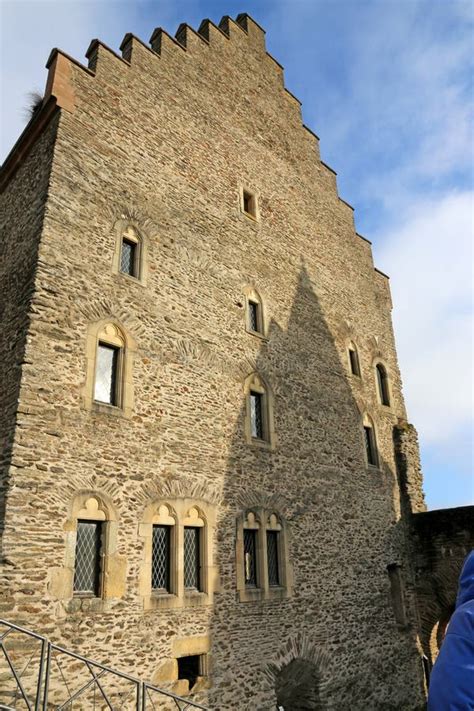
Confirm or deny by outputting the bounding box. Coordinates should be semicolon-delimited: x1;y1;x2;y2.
411;506;474;664
0;14;428;710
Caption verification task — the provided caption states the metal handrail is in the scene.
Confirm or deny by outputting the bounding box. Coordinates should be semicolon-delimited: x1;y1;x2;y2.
0;619;209;710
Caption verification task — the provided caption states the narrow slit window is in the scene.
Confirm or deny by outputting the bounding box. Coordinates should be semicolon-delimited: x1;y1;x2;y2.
376;364;390;406
244;528;258;587
152;525;171;592
184;527;201;590
120;238;137;277
364;425;378;467
349;347;360;376
242;189;257;218
94;343;119;405
177;655;202;690
73;520;102;596
267;530;280;586
250;391;264;439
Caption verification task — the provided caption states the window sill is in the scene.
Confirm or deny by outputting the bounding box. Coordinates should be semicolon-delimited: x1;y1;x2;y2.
249;436;274;451
65;596;114;614
184;590;211;607
246;328;268;341
92;401;125;417
115;271;145;287
145;592;180;610
238;586;290;603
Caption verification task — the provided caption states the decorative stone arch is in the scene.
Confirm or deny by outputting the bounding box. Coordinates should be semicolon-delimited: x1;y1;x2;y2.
49;490;126;607
372;358;392;407
243;371;275;448
112;216;149;284
243;284;267;337
138;497;217;610
263;637;329;711
83;318;137;417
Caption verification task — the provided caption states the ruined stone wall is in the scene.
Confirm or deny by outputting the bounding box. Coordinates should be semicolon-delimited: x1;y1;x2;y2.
411;506;474;664
0;14;427;710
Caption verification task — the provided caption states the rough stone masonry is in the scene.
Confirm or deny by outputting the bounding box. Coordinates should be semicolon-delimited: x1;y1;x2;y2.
2;11;460;711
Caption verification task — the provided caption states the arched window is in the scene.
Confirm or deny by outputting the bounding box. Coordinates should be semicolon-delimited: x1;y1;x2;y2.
347;341;361;377
243;286;266;336
73;497;107;596
119;226;141;279
363;414;379;467
139;498;216;610
84;320;136;417
244;373;274;446
376;363;390;406
237;508;291;602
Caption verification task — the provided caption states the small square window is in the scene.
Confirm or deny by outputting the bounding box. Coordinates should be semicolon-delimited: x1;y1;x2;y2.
242;189;257;218
177;655;202;690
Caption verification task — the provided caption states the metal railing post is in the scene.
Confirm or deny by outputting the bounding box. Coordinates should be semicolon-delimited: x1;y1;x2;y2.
42;642;51;711
35;637;47;711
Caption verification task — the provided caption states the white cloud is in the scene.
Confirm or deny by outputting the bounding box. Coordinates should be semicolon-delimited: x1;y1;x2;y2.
376;191;473;444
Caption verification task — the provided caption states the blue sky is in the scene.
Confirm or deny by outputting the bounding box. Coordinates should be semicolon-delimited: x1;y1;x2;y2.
1;0;473;509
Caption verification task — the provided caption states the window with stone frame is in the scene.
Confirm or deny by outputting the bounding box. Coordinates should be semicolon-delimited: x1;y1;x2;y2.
244;373;273;447
184;526;202;591
237;509;289;602
241;187;258;219
119;226;142;279
376;363;391;406
348;342;361;377
244;286;266;337
73;520;103;596
152;524;172;592
88;322;133;413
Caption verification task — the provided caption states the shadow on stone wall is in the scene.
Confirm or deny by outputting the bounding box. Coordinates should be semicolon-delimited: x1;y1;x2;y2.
203;262;424;710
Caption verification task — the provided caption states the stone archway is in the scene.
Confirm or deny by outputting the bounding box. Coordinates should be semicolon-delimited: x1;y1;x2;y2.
275;657;323;711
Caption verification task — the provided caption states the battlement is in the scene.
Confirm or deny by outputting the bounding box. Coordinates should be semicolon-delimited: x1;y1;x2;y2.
1;11;385;280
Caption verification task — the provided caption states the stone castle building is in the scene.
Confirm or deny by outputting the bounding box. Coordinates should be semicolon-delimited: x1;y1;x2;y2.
1;12;472;710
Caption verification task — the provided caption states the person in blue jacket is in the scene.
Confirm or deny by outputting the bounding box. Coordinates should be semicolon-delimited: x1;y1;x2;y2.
428;549;474;709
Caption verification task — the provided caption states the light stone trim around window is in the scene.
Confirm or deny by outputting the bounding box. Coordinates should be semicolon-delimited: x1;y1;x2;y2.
346;339;362;378
139;497;217;611
236;507;292;603
48;491;126;613
112;220;148;285
82;319;136;418
239;184;260;222
363;412;380;469
243;372;275;449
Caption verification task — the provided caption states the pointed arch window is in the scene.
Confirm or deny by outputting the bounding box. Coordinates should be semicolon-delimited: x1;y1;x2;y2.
71;496;111;599
244;287;266;337
376;363;390;406
244;373;274;446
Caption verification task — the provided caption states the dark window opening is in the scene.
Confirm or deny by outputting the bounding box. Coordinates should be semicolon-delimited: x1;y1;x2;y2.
152;525;171;592
387;563;407;625
243;190;256;217
349;347;360;376
73;520;102;596
364;425;378;467
94;343;119;405
184;527;201;590
267;530;280;586
250;391;264;439
376;364;390;405
244;528;257;587
120;238;137;277
248;300;260;333
177;655;202;690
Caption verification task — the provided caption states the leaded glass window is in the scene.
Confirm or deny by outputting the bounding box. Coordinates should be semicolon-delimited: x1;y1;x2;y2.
184;527;201;590
349;347;360;376
152;525;171;592
250;391;264;439
244;528;257;587
73;521;102;595
376;364;390;406
94;343;119;405
364;425;378;466
248;300;260;332
267;530;280;586
120;238;137;277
